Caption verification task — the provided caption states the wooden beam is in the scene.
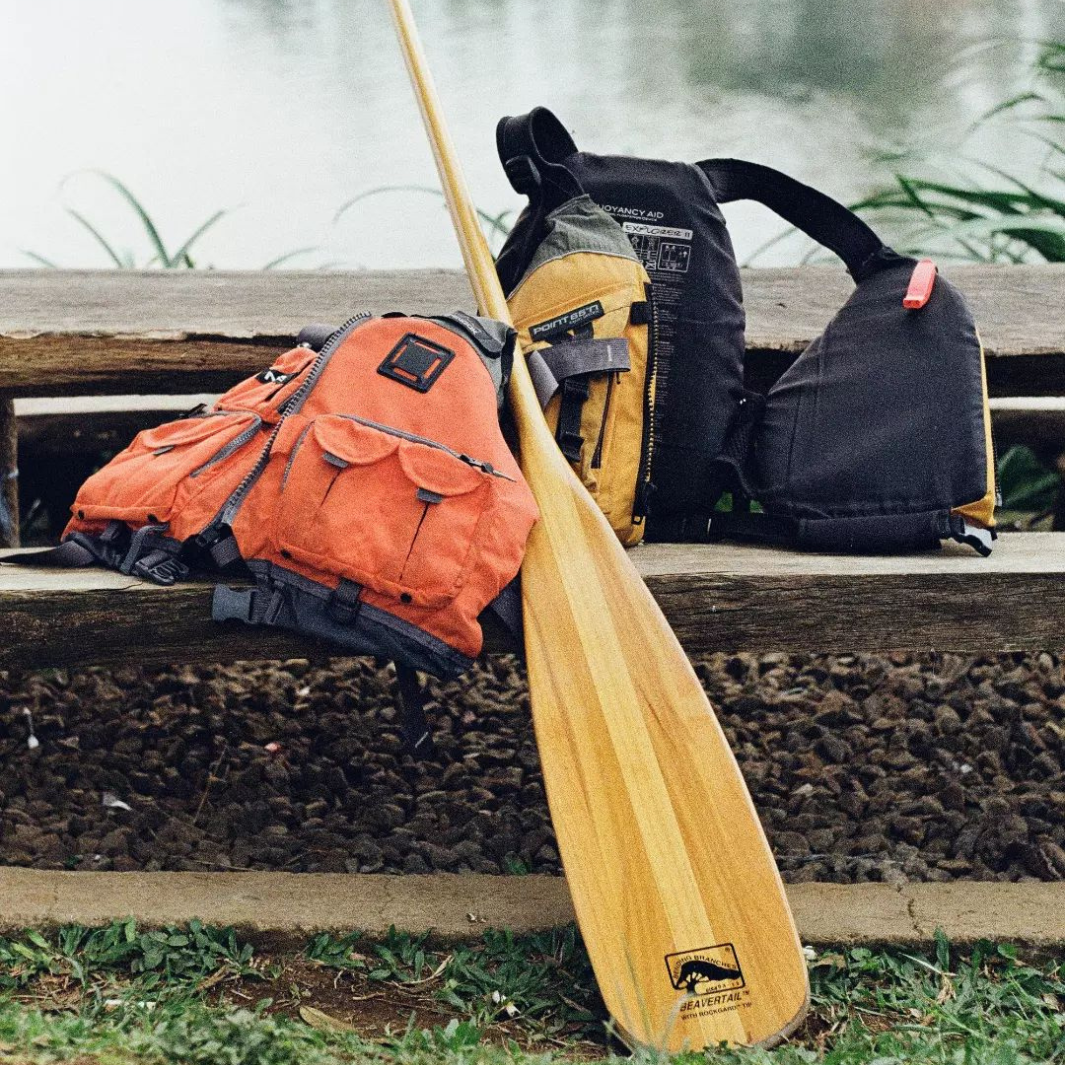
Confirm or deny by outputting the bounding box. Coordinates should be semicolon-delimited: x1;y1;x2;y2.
2;533;1063;671
16;396;212;455
16;397;1065;458
0;270;474;395
1;266;1062;396
989;398;1065;456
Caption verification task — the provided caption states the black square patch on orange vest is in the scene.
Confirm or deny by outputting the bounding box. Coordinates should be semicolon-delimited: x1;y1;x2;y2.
378;333;455;392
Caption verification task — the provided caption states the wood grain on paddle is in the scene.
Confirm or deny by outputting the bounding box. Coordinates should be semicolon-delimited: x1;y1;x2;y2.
386;0;808;1048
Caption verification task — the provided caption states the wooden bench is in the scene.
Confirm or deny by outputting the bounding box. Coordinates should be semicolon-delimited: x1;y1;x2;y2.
1;265;1063;672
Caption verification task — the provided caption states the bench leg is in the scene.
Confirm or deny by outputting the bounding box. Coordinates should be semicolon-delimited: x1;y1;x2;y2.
0;396;19;548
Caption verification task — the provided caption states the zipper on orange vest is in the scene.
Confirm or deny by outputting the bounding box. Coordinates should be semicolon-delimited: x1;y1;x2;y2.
197;312;372;546
335;414;516;480
188;413;264;478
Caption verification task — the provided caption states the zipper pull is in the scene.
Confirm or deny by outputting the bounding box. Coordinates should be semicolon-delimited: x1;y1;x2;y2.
458;454;515;481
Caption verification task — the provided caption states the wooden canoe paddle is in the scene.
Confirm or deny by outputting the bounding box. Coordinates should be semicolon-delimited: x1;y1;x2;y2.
386;0;809;1049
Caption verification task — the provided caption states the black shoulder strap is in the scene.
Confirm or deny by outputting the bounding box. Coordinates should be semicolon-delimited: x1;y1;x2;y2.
495;108;586;294
696;159;904;281
395;662;435;758
496;107;583;210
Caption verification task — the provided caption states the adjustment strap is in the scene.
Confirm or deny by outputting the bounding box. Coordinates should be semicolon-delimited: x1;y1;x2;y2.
706;389;766;504
555;376;591;463
326;578;363;625
394;663;435;759
526;337;630;409
708;511;802;546
487;577;524;646
696;159;905;281
6;534;110;570
209;535;243;569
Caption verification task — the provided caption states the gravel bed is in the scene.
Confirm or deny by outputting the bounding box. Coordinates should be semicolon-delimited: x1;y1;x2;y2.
1;652;1063;883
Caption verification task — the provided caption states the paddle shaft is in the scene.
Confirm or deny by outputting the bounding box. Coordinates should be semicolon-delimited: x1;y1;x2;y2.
386;0;809;1049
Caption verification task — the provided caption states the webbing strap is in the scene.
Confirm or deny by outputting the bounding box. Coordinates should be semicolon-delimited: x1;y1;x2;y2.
7;523;190;585
395;663;435;758
326;579;363;625
707;510;802;546
496;107;582;210
695;159;898;281
706;390;767;504
495;108;585;294
487;577;524;645
555;377;590;463
209;535;243;569
526;337;630;409
5;536;101;569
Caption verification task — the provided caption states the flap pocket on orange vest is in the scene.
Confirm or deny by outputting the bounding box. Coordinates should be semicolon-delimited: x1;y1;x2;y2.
216;348;317;422
71;411;264;527
275;415;492;607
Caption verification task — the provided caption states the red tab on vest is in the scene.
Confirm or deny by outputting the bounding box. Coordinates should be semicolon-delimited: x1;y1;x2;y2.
903;259;937;310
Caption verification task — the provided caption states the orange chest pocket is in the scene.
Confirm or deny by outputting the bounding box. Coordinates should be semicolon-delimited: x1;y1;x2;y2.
71;411;265;527
274;414;498;608
216;347;317;422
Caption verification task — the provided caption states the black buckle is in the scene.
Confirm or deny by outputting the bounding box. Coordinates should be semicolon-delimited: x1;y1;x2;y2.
504;154;541;196
555;377;591;463
131;550;189;587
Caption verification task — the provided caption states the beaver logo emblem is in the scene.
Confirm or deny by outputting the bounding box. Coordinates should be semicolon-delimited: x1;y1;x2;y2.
665;943;744;995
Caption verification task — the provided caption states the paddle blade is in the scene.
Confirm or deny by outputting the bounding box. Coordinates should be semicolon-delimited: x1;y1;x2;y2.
385;0;809;1047
519;436;809;1048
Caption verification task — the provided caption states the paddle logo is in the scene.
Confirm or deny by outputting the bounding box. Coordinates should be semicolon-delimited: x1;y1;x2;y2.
665;943;745;996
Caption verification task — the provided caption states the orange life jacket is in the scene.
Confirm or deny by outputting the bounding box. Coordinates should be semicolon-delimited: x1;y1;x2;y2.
62;312;539;684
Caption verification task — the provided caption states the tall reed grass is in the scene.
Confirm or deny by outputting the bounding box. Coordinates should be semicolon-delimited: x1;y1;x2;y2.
853;41;1065;263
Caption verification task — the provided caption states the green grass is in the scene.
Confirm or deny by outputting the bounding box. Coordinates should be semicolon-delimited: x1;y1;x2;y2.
995;445;1063;530
852;40;1065;263
23;171;315;271
334;185;514;250
0;921;1062;1064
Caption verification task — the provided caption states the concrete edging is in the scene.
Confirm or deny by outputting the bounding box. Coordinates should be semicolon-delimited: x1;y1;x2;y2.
0;869;1061;951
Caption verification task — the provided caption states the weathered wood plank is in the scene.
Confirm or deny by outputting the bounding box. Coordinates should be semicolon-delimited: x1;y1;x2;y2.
0;397;17;547
2;534;1063;671
16;397;212;455
0;270;475;395
1;266;1062;395
988;398;1065;455
17;397;1065;457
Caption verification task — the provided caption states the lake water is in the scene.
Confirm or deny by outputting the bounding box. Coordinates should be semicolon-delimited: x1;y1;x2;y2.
2;0;1062;272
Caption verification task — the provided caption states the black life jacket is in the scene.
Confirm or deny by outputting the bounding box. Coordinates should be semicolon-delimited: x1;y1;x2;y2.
496;107;996;555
